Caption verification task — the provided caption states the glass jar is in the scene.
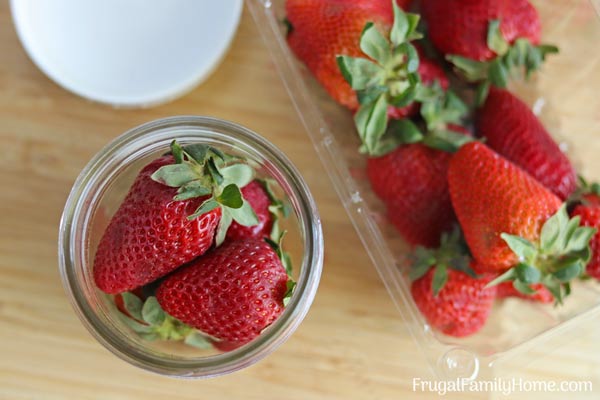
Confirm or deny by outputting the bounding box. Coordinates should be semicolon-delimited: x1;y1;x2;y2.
58;116;324;378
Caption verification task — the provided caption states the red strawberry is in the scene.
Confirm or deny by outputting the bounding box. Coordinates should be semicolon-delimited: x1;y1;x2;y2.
422;0;540;61
409;230;496;337
421;0;557;99
496;282;553;303
571;203;600;280
226;181;272;241
448;142;562;270
412;267;496;337
94;141;259;294
367;124;470;247
477;88;576;200
93;155;221;294
368;144;454;247
287;0;436;115
449;143;595;303
156;238;290;344
286;0;396;110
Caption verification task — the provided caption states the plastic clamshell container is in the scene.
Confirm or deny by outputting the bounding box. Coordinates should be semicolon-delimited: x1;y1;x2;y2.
247;0;600;380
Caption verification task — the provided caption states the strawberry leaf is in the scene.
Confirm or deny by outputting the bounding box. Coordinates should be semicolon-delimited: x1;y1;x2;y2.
188;198;219;220
409;247;437;281
120;292;143;321
227;199;260;227
397;42;419;73
513;279;537;295
552;262;583;283
215;211;233;246
336;56;384;90
141;296;166;326
500;233;537;264
450;256;477;278
447;55;489;81
121;317;153;334
542;276;563;305
217;184;244;209
171;140;184;164
266;231;293;277
487;20;510;56
515;263;541;284
488;58;509;88
390;1;409;46
431;264;448;297
183;331;213;349
422;129;472;153
475;82;491;107
220;164;255;188
151;164;198;187
564;226;597;253
540;207;563;252
390;3;421;45
486;268;517;288
283;280;296;307
206;158;224;186
355;93;389;154
360;22;390;66
183;144;210;164
389;119;424;144
174;181;212;201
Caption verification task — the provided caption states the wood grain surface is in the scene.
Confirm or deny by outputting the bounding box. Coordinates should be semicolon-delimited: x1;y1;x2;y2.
0;1;599;399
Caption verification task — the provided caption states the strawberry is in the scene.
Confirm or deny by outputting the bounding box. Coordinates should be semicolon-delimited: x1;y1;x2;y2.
496;282;553;303
287;1;443;124
448;142;596;303
367;122;471;247
94;141;259;294
287;1;454;154
409;230;496;337
93;156;221;294
412;268;496;337
571;203;600;280
368;144;454;247
286;0;397;110
226;181;272;241
156;238;293;345
421;0;558;102
477;88;576;200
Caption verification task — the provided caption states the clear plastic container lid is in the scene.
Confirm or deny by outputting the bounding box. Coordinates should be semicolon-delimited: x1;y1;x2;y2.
248;0;600;380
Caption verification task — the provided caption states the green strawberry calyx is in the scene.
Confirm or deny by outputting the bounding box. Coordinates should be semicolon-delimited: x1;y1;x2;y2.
115;292;216;349
487;204;597;304
151;140;259;246
447;19;559;106
336;2;472;156
369;83;473;156
409;228;477;296
265;230;296;307
336;2;423;155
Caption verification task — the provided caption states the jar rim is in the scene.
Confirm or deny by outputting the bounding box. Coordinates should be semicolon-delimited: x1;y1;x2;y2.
58;115;324;377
